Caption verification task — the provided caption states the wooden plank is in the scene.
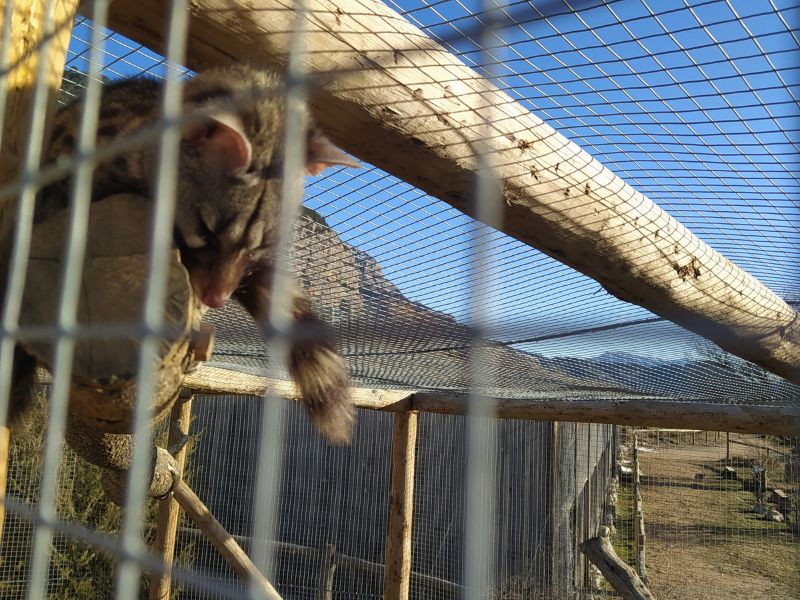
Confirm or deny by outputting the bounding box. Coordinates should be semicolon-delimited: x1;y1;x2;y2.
315;543;336;600
0;0;77;191
383;411;417;600
0;424;8;543
98;0;800;383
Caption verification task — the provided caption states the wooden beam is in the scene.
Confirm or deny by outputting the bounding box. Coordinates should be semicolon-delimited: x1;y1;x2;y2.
184;365;413;411
0;424;8;543
99;0;800;384
412;393;800;436
383;411;417;600
0;0;77;191
186;365;798;434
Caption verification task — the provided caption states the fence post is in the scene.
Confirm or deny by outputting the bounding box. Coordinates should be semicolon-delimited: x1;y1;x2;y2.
632;432;647;584
726;432;731;463
383;410;418;600
316;543;336;600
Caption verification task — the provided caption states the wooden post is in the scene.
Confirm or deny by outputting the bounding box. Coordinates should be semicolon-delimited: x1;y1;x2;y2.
171;477;283;599
632;432;647;584
383;411;418;600
634;493;647;584
726;432;731;463
0;0;79;545
579;537;655;600
315;543;336;600
0;424;9;542
149;394;194;600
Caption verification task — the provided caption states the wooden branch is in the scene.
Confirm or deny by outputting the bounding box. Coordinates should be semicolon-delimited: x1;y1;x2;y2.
579;536;655;600
149;524;464;594
726;435;790;456
172;477;283;599
149;394;194;600
383;411;417;600
99;0;800;383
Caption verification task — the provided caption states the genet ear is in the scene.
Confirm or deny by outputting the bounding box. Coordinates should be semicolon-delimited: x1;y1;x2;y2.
184;110;253;175
306;128;361;176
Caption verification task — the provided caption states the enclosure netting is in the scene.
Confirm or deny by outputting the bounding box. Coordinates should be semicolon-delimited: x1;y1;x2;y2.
53;1;800;406
1;0;798;599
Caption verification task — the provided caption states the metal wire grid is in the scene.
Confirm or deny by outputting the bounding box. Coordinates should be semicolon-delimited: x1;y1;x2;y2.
47;6;800;405
622;429;799;600
3;404;795;599
0;0;798;599
1;395;621;599
386;0;799;298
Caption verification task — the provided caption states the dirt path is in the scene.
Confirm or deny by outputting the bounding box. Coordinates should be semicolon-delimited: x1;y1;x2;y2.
622;433;798;600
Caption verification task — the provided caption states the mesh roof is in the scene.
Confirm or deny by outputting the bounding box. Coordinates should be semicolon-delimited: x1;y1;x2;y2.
61;0;799;406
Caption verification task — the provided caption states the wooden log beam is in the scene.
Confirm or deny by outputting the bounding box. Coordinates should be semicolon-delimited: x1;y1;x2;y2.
185;366;799;434
579;536;655;600
184;365;414;411
100;0;800;383
412;393;800;436
383;411;417;600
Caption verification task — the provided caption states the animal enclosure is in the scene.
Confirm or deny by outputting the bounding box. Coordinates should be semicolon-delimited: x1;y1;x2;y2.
0;0;798;599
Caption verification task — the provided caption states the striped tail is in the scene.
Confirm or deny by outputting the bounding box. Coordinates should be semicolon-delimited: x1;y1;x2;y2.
288;301;355;444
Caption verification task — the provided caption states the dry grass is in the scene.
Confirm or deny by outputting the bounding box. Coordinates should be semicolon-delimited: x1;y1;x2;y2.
614;432;799;600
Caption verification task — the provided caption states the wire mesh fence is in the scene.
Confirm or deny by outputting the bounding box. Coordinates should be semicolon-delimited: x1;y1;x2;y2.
0;0;797;598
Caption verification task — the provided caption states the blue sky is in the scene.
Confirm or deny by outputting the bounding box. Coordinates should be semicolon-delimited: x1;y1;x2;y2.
62;0;799;359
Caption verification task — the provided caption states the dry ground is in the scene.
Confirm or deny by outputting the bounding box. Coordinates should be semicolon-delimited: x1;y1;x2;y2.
613;432;799;600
